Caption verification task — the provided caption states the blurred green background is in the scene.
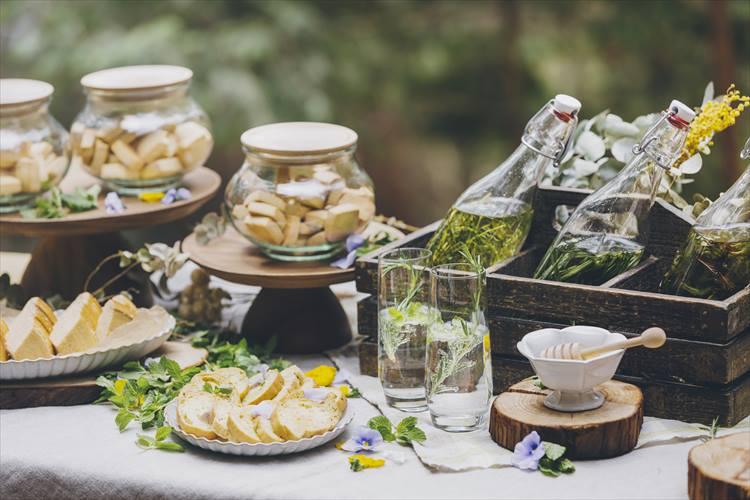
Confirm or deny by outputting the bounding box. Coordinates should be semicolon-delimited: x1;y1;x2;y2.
1;0;749;240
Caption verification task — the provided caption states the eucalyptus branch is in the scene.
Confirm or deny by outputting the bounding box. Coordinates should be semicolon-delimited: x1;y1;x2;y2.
83;253;121;293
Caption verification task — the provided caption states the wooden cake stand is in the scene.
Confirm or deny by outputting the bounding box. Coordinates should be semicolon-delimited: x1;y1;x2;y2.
688;432;750;500
182;226;354;354
490;378;644;459
0;165;221;303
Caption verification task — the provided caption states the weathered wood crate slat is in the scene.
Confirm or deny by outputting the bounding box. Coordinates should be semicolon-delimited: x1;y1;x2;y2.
355;186;750;426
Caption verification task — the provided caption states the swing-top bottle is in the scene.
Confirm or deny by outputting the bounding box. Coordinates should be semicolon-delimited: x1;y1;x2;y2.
426;95;581;266
534;100;696;285
661;137;750;299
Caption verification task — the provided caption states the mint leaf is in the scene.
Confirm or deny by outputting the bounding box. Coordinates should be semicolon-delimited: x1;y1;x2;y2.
346;387;362;398
350;458;364;472
558;458;576;474
396;416;417;433
61;185;99;212
115;409;135;431
396;427;426;445
136;436;155;449
155;441;184;452
543;442;566;461
538;456;560;477
367;416;395;442
155;425;172;442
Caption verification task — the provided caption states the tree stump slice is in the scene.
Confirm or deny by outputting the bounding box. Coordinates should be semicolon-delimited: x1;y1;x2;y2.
688;432;750;500
489;379;643;459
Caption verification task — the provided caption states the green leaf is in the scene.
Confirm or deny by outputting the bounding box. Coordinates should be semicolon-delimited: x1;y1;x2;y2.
396;427;426;445
155;441;184;452
558;458;576;474
396;416;417;433
349;458;364;472
136;436;155;449
538;456;560;477
155;425;173;442
367;415;395;442
346;387;362;398
543;442;567;461
116;409;135;432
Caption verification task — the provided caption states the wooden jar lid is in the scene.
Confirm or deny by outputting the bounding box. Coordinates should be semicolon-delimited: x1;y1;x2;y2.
241;122;358;156
0;79;54;106
81;65;193;91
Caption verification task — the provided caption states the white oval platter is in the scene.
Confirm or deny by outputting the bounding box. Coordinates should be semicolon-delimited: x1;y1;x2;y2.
164;399;355;456
0;311;175;380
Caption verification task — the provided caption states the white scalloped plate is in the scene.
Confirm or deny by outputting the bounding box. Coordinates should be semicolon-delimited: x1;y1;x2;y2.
164;399;355;456
0;309;175;380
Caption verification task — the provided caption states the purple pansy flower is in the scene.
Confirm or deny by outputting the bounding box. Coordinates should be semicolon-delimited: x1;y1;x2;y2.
341;425;384;452
105;192;125;214
162;187;192;205
511;431;546;470
331;234;366;269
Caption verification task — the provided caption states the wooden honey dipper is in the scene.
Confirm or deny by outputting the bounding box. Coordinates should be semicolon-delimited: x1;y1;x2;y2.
541;327;667;360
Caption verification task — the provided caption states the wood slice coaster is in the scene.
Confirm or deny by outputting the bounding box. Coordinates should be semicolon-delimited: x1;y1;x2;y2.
688;432;750;500
489;378;643;459
0;341;207;409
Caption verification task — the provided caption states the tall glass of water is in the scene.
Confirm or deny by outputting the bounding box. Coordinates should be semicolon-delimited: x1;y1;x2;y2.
426;263;492;431
378;247;432;412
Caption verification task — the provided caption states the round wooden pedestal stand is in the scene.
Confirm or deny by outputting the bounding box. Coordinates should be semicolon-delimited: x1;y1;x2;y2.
0;166;221;304
489;378;644;459
182;226;354;354
688;432;750;500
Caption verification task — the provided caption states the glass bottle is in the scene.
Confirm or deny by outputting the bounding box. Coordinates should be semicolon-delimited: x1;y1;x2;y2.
661;138;750;299
534;100;696;285
426;95;581;266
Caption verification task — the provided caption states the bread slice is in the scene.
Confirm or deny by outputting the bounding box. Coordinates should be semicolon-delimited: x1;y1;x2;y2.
0;318;8;361
271;389;347;440
5;299;55;360
242;369;283;405
49;293;102;355
227;407;262;444
211;398;234;440
95;295;137;341
179;369;246;404
272;366;305;402
177;392;217;440
255;416;284;443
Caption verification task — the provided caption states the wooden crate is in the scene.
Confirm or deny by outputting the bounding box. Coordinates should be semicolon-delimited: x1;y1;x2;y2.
354;187;750;425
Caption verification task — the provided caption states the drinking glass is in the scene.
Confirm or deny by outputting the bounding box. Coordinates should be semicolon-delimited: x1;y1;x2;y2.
426;263;492;431
378;247;432;412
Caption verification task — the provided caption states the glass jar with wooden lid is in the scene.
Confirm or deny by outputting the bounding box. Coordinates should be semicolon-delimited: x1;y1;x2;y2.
71;65;212;195
225;122;375;261
0;79;70;212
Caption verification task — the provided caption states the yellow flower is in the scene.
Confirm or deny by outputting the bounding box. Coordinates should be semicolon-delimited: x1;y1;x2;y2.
339;385;351;396
113;379;127;396
305;365;337;387
349;454;385;471
677;84;749;166
139;191;165;203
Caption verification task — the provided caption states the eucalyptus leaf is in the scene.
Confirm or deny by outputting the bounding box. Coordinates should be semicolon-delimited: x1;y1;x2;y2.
678;153;703;175
611;137;637;163
702;81;715;106
575;131;606;161
572;158;599;177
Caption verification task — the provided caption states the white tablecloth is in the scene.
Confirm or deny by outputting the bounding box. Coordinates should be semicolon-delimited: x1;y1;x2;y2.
0;279;729;500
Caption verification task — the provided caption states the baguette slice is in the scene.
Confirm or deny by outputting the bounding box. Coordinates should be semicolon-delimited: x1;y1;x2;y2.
179;368;247;403
177;392;217;440
211;398;234;440
0;318;9;361
255;416;284;443
5;298;56;360
271;365;305;403
271;390;346;440
227;407;262;444
95;295;137;342
49;292;101;355
242;369;284;405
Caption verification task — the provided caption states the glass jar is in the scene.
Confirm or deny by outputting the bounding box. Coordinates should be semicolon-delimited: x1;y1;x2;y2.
0;79;69;213
71;65;212;195
225;122;375;261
